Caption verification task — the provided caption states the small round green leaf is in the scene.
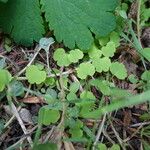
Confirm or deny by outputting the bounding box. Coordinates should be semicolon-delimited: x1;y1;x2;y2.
53;48;71;66
93;57;111;73
110;62;127;80
102;41;116;57
88;44;102;59
26;65;46;84
97;143;107;150
38;107;60;125
77;62;95;79
69;128;83;138
110;144;120;150
68;49;83;63
110;31;120;47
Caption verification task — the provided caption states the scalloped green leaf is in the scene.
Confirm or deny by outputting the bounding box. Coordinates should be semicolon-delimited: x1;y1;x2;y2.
38;107;60;125
110;31;120;47
110;144;120;150
110;62;127;80
93;57;111;73
98;143;107;150
77;62;95;79
101;41;116;57
0;0;44;46
25;65;46;84
53;48;71;67
41;0;118;50
88;44;102;59
68;49;84;63
69;128;83;138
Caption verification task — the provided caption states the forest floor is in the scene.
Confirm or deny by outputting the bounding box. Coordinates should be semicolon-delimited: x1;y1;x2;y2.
0;1;150;150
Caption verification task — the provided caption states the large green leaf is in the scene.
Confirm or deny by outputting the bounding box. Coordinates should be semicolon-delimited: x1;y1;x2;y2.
0;0;44;46
83;90;150;119
0;0;8;3
41;0;118;50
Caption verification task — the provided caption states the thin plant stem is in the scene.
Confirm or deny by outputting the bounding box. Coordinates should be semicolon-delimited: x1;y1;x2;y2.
16;45;41;76
137;0;142;43
92;113;107;150
33;123;42;147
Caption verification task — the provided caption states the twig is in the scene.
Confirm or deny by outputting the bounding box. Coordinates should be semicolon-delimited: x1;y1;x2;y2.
7;95;33;147
4;106;21;128
6;137;26;150
92;113;107;150
70;74;83;92
123;125;143;142
11;103;33;145
43;126;55;143
102;129;115;144
130;121;150;127
17;69;74;80
4;85;31;129
110;120;126;150
17;45;41;76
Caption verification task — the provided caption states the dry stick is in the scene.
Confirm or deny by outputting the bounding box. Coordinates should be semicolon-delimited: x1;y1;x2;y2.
130;121;150;127
17;45;41;76
70;74;83;92
10;102;33;146
123;125;143;143
6;137;26;150
4;106;21;128
64;139;76;150
43;126;55;143
17;69;74;81
63;133;76;150
110;121;126;150
4;85;31;129
92;113;107;150
102;129;115;145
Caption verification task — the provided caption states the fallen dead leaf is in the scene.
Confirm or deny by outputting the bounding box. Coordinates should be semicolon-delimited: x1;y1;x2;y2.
19;96;46;104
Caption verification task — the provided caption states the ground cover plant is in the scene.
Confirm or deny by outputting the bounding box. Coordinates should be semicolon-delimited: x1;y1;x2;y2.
0;0;150;149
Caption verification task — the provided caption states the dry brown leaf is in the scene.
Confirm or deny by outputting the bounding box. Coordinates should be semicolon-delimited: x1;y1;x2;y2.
19;96;46;104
